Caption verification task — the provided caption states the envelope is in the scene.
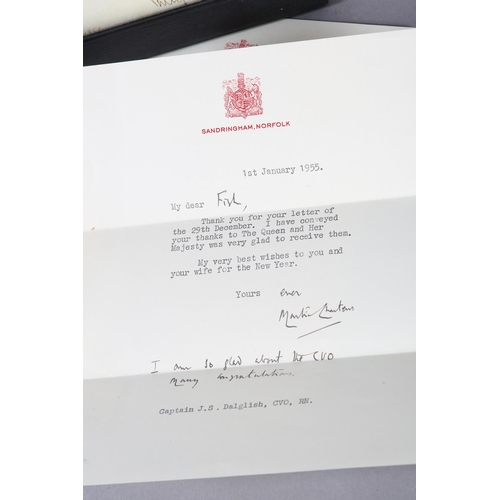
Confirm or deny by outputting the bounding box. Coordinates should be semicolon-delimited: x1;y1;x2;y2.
83;27;415;487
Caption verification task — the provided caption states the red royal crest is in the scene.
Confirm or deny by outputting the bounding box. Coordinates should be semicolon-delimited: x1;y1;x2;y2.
223;73;263;119
225;40;258;50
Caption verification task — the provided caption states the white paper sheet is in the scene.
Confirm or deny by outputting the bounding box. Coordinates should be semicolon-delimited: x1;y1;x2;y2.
84;354;415;485
84;196;414;379
83;28;415;486
83;0;203;35
84;29;415;232
155;19;406;58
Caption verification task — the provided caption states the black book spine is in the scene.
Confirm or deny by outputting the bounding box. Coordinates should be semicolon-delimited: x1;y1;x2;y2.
83;0;329;66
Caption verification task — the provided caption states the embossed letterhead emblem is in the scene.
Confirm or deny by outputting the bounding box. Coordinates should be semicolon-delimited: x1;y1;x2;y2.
223;73;263;119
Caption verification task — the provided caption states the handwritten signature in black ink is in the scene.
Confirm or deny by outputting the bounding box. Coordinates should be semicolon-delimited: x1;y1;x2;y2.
279;300;354;338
